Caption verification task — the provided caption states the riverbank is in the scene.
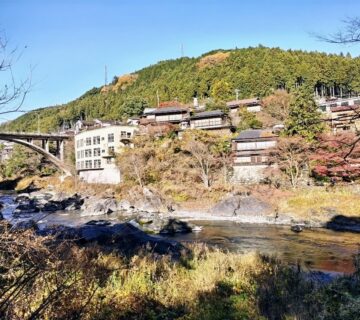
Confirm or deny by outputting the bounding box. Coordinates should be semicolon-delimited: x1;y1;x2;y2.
2;175;360;233
1;219;359;320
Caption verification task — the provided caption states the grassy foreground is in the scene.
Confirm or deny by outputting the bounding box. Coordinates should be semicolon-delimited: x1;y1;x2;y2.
0;222;359;320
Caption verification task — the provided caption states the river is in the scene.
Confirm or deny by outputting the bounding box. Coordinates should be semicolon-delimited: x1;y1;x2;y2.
1;193;360;274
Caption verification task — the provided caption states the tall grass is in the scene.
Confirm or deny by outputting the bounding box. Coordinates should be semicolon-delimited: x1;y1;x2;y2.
1;222;359;319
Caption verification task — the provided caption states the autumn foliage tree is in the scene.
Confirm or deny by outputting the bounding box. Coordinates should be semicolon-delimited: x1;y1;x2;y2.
268;136;312;188
261;89;291;122
312;132;360;182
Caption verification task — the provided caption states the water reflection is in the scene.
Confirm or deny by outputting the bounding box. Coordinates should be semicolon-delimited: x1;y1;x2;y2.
162;221;360;274
1;194;360;274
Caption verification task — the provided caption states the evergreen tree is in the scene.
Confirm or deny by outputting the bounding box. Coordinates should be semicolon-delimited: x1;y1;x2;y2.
285;85;324;140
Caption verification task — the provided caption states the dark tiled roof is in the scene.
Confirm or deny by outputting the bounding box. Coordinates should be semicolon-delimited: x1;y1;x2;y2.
190;110;224;119
226;98;260;107
233;129;277;140
330;105;360;112
150;106;188;115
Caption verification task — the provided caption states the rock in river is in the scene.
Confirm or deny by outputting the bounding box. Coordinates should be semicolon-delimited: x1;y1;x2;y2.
81;197;120;216
133;215;200;234
38;222;185;258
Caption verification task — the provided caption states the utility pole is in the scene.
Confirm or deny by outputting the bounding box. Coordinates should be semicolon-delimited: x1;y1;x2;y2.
181;43;184;58
37;113;40;134
235;88;240;101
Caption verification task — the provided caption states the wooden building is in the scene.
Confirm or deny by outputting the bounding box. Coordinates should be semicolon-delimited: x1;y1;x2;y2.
226;98;261;114
231;129;277;183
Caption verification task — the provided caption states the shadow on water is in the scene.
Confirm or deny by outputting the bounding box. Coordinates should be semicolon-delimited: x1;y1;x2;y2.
326;215;360;233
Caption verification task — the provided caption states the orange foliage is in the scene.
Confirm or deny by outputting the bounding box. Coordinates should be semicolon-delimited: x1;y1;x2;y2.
197;52;230;69
113;73;138;91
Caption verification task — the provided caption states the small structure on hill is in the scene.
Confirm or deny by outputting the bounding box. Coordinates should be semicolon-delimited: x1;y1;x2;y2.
226;98;261;114
143;106;189;123
179;109;235;134
328;105;360;134
231;129;277;183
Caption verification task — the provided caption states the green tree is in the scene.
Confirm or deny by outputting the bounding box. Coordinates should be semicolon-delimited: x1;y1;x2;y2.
211;79;232;102
285;86;324;140
237;108;263;131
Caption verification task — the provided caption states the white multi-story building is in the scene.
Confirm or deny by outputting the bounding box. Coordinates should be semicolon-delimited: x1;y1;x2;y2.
74;125;138;184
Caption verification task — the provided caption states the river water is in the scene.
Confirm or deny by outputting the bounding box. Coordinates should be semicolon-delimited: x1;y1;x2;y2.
1;193;360;274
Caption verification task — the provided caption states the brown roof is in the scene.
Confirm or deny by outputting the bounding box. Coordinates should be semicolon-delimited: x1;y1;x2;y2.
330;105;360;113
226;98;260;107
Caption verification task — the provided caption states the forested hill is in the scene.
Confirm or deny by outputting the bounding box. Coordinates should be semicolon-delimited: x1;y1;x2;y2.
4;46;360;132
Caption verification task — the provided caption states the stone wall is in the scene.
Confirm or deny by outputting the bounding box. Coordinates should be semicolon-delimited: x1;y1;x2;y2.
231;165;268;183
79;167;121;184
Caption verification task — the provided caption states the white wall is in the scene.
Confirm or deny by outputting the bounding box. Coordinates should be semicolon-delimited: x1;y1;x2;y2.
79;167;121;184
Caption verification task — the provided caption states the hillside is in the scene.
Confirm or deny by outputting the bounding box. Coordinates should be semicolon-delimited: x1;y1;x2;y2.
4;46;360;132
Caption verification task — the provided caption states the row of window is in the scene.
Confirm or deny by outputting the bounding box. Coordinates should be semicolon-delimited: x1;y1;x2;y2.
76;147;115;159
76;132;133;148
234;155;268;164
76;158;113;170
236;141;276;151
193;118;222;128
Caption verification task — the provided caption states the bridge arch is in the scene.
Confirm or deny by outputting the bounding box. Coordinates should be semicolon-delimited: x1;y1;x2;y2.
2;138;73;176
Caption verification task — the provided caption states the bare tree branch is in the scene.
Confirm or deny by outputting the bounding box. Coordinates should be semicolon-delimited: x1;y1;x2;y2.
0;32;32;116
314;17;360;44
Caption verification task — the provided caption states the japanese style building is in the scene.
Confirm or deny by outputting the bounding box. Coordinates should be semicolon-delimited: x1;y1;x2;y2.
144;106;189;123
226;98;262;114
232;129;277;183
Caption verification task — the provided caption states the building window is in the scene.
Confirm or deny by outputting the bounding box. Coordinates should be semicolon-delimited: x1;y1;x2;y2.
81;161;84;169
81;150;84;158
85;160;92;169
85;149;92;157
93;148;101;156
86;137;91;146
106;158;112;164
108;133;114;143
94;159;101;168
93;136;100;145
108;146;115;154
77;151;80;159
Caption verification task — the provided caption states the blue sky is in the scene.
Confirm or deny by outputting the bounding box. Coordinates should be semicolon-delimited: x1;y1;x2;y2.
1;0;360;121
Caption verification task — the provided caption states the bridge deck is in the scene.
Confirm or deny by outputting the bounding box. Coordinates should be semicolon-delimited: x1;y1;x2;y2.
0;132;72;140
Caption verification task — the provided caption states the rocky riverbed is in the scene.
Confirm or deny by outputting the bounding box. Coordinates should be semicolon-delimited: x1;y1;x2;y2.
2;186;360;233
2;188;360;274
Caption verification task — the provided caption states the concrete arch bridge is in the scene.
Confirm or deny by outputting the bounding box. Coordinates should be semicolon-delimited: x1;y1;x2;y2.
0;132;73;176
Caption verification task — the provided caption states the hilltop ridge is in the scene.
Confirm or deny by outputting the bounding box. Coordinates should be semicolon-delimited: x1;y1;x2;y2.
3;46;360;132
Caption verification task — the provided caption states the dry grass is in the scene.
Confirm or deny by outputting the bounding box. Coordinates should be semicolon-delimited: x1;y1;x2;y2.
278;185;360;220
197;52;230;69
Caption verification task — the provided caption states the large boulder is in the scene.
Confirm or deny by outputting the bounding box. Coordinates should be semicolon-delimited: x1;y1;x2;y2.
81;197;120;216
13;202;40;216
39;222;185;258
210;194;271;217
209;195;242;216
133;187;166;213
134;215;198;234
